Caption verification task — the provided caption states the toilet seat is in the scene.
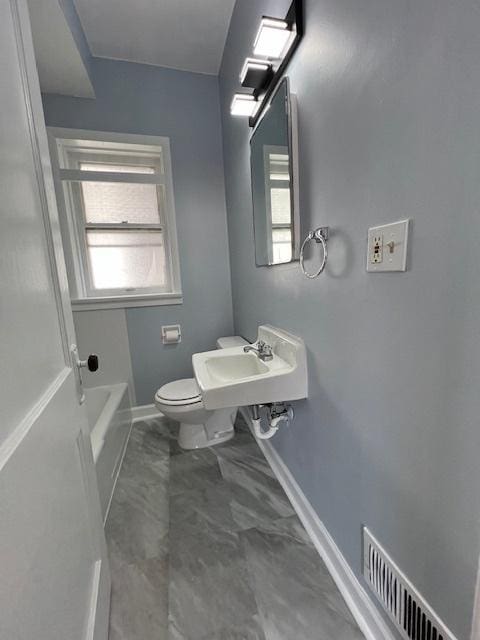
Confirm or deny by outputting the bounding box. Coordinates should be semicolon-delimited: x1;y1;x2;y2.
155;378;202;406
153;336;247;449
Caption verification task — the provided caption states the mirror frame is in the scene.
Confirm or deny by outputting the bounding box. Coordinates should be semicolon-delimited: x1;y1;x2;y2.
250;77;300;267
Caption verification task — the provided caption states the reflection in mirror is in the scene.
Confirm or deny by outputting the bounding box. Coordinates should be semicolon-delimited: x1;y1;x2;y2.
250;78;298;266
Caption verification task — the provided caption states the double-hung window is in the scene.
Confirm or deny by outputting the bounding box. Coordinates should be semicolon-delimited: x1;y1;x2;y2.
263;145;293;264
49;129;181;309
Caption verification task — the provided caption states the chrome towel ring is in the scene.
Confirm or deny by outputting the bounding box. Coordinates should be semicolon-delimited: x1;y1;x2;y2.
299;227;329;279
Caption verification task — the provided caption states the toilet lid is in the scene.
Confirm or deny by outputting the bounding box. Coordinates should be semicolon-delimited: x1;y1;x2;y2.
156;378;201;405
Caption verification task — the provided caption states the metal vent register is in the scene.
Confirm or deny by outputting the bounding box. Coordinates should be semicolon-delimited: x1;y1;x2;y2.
363;528;457;640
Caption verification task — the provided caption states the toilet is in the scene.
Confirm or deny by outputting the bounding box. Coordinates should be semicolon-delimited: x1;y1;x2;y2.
154;335;248;449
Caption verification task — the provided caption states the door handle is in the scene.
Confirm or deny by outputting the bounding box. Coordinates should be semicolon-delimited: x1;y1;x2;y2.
78;354;99;372
71;344;98;404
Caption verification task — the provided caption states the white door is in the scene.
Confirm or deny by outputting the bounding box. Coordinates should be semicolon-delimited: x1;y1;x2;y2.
0;1;110;639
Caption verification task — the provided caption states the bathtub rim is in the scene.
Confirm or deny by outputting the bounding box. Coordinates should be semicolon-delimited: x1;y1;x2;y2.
85;382;130;463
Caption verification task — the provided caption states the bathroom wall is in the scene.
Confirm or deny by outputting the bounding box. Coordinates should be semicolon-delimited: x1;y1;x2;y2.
219;1;480;638
73;309;136;404
57;0;94;85
43;57;234;405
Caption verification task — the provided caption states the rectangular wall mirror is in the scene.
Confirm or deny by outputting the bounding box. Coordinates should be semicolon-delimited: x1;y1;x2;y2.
250;77;299;266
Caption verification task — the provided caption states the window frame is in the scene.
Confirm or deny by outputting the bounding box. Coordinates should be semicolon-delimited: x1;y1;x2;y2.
263;144;293;265
48;128;182;310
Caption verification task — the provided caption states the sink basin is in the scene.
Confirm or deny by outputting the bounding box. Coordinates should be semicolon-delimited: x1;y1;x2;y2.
205;353;269;383
193;325;308;410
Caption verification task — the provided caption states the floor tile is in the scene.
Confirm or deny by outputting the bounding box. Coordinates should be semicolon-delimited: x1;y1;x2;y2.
106;419;365;640
194;615;266;640
168;550;258;639
241;525;364;640
109;543;168;640
213;437;276;478
107;420;170;639
217;455;295;529
169;484;237;534
168;487;259;637
106;491;168;564
169;447;223;496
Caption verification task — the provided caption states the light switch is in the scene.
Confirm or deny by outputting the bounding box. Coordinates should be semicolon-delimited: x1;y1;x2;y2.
366;220;409;272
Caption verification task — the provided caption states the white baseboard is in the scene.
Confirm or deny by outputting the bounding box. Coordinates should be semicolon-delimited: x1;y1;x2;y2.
131;403;164;423
240;407;395;640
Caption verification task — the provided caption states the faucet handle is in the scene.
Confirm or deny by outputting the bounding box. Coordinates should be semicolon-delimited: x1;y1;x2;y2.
259;341;273;360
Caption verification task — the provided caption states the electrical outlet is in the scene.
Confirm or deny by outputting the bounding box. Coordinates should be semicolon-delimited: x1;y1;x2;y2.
366;220;409;272
371;234;383;264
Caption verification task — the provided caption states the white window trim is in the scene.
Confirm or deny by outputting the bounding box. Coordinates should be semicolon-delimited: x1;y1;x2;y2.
263;144;293;264
48;127;182;310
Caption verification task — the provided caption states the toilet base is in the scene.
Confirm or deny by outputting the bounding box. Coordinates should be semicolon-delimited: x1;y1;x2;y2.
178;423;234;449
178;407;237;449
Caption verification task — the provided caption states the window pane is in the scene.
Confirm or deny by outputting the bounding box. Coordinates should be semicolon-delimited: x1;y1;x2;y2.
272;228;292;263
80;181;165;224
86;231;167;290
57;139;165;174
269;153;290;180
80;162;155;174
270;187;291;224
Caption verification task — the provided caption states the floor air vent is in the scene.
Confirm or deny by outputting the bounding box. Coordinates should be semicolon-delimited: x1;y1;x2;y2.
363;528;457;640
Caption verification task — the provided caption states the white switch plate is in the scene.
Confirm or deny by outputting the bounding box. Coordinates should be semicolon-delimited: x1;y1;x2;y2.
366;219;409;272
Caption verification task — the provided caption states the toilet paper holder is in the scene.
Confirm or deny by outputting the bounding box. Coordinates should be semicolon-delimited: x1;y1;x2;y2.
162;324;182;344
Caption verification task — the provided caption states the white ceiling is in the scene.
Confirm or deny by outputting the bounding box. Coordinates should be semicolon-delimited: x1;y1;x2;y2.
28;0;94;97
73;0;236;75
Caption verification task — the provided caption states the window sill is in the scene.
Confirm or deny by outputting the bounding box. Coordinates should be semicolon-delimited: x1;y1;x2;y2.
71;292;183;311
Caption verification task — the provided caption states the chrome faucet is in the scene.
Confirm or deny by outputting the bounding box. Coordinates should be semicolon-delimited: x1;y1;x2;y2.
243;340;273;361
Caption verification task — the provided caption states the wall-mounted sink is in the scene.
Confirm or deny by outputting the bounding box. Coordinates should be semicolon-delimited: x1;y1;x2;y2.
205;353;269;383
193;325;308;410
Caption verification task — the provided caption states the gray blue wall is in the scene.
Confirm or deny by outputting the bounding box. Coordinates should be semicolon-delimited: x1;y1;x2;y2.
219;1;480;638
43;57;233;405
58;0;94;85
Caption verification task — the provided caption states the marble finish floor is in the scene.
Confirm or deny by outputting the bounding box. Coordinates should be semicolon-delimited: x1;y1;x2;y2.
106;416;365;640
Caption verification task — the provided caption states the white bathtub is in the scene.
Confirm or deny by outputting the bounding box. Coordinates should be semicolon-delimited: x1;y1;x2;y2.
85;383;132;521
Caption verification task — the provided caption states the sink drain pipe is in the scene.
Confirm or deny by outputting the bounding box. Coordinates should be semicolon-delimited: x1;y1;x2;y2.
251;403;294;440
251;404;279;440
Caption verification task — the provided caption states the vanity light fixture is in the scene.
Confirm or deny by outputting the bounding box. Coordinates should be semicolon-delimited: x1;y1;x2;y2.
240;58;274;91
230;93;259;117
253;17;294;59
229;0;303;126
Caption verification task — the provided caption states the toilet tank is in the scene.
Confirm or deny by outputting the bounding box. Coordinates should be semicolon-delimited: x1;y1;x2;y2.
216;335;248;350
